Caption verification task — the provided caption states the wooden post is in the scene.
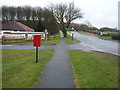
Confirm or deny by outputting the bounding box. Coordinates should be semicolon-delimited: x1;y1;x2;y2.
72;33;74;40
36;47;38;63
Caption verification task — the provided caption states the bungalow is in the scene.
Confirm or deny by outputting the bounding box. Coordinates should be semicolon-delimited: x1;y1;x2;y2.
2;21;34;32
1;21;46;40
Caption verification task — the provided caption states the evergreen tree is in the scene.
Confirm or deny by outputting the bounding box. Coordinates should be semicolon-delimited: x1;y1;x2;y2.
36;20;45;32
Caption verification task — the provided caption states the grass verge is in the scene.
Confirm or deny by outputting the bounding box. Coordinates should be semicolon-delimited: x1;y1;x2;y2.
97;36;112;40
78;31;95;36
69;50;118;88
0;49;2;89
42;34;60;45
2;49;54;88
65;35;80;44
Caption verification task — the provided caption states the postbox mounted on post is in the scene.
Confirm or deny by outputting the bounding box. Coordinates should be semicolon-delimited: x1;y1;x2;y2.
33;35;41;63
33;35;41;47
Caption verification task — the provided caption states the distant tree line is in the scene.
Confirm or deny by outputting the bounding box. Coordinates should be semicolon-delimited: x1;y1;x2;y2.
69;23;98;31
2;2;83;37
99;27;118;32
2;6;43;21
69;23;118;32
2;5;59;35
2;4;118;36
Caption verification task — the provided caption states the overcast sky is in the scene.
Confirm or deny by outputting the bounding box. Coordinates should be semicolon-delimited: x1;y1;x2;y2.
1;0;119;28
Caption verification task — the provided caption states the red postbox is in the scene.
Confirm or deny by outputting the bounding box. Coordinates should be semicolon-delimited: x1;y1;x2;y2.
33;35;41;47
33;35;41;63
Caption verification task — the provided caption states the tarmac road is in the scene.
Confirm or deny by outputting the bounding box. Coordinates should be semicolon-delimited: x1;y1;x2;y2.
2;43;57;49
2;31;119;56
68;31;119;56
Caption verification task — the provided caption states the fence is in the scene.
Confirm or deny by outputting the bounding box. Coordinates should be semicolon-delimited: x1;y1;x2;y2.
1;31;46;43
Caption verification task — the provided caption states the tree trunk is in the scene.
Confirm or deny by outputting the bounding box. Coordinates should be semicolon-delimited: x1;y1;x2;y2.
62;29;67;37
66;22;71;28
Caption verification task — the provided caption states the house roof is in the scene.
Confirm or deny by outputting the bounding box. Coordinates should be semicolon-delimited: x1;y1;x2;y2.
2;21;34;32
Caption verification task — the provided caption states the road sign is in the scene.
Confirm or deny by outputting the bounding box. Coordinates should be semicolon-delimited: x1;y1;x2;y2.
33;35;41;47
66;29;70;31
68;31;72;34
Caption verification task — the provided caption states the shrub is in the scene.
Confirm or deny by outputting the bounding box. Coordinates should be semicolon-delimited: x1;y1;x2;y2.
111;33;120;40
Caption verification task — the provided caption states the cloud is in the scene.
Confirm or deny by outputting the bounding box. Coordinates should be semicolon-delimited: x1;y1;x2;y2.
74;0;118;28
1;0;119;28
90;13;117;28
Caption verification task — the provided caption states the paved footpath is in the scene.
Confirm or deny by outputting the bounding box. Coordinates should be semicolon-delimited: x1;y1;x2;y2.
36;38;75;88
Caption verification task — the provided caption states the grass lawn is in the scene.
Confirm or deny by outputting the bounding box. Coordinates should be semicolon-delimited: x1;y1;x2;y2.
2;49;54;88
65;35;80;44
69;50;118;88
0;49;2;89
2;40;32;45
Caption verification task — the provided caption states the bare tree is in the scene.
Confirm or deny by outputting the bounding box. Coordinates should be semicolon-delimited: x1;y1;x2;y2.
24;6;32;20
31;8;37;21
16;6;25;20
2;6;9;20
9;6;16;20
65;3;83;28
84;20;92;28
36;7;42;20
48;2;83;37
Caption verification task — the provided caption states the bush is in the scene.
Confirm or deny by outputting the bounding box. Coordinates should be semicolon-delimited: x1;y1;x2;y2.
88;31;96;34
111;33;120;40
